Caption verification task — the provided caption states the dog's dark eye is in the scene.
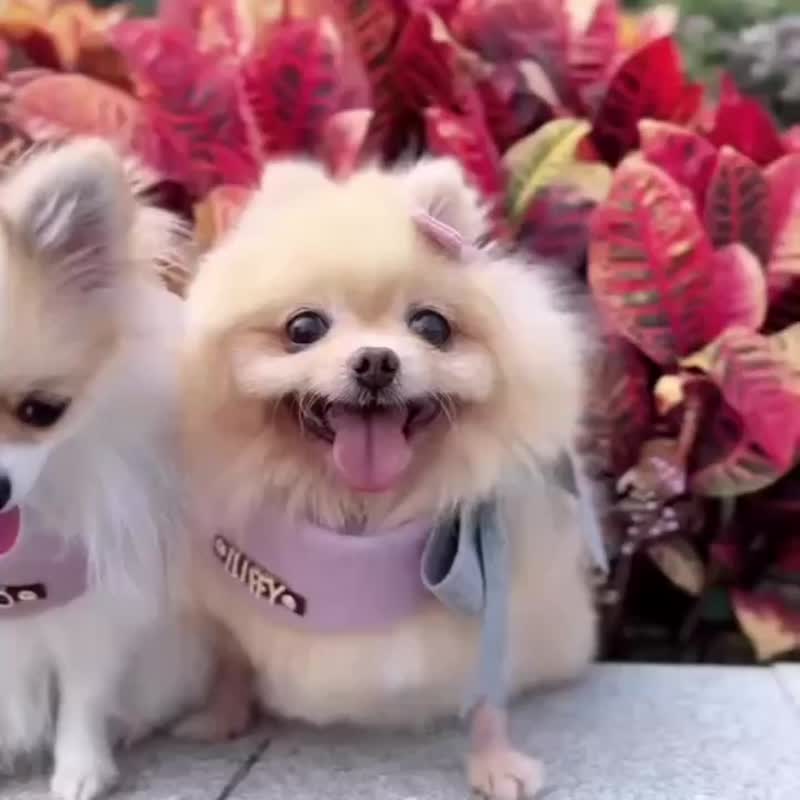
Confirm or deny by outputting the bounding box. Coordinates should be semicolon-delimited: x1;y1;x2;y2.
16;394;71;429
408;309;451;348
286;311;330;347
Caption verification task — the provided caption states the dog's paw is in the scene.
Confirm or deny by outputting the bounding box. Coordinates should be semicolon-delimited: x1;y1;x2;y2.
50;755;118;800
467;748;545;800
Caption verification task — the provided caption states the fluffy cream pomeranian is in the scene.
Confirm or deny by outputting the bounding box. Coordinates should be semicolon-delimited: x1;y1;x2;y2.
181;157;597;799
0;139;211;800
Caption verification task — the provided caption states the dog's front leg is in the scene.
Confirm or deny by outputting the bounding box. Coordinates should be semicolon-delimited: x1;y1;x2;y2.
171;620;254;742
50;671;118;800
467;700;544;800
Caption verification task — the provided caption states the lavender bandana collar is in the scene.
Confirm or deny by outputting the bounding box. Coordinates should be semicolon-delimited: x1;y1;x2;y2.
0;507;89;619
209;451;604;711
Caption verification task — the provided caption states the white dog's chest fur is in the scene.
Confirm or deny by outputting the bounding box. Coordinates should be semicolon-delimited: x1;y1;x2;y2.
0;307;209;767
198;480;597;728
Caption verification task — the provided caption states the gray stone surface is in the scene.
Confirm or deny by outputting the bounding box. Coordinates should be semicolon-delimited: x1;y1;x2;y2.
2;732;268;800
774;663;800;713
4;665;800;799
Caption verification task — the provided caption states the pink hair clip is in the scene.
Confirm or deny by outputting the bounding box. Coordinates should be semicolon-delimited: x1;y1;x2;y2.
412;209;479;261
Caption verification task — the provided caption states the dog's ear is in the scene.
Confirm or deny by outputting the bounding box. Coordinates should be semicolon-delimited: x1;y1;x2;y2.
404;158;489;243
4;138;135;293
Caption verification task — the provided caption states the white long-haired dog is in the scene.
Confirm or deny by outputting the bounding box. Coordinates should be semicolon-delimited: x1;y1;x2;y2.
0;140;211;800
180;158;599;799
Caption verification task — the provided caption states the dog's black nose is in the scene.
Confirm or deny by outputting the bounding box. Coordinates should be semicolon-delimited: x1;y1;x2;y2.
0;475;11;510
350;347;400;391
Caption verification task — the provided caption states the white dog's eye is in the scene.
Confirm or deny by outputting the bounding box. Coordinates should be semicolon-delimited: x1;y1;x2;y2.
16;393;71;429
408;308;452;348
286;311;330;348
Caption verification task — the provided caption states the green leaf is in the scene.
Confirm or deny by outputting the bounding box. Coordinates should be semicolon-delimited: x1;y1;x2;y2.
503;118;592;220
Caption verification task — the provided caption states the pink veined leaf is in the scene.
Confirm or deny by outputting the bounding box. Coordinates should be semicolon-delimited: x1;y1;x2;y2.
390;7;471;114
578;329;655;478
707;244;767;336
704;146;771;265
240;16;369;158
7;71;145;150
588;155;714;365
682;327;800;478
566;0;618;114
764;180;800;333
637;118;717;212
158;0;242;56
476;62;554;153
319;108;374;179
765;153;800;246
448;0;570;93
424;102;507;237
516;183;597;273
110;20;259;195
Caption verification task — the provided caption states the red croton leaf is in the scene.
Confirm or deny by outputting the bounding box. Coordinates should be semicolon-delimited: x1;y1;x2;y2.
516;182;596;272
592;37;702;166
764;183;800;333
327;0;406;155
448;0;569;92
110;21;259;196
424;103;506;235
708;75;786;167
703;146;771;265
578;331;654;478
683;326;800;481
391;8;470;114
588;155;714;365
476;62;554;153
241;16;368;158
637;119;717;212
566;0;618;114
691;397;789;497
158;0;242;56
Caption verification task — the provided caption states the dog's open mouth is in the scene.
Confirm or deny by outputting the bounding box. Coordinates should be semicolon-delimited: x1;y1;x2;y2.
291;397;440;493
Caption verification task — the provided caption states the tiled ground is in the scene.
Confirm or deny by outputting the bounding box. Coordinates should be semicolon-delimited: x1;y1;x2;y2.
6;664;800;800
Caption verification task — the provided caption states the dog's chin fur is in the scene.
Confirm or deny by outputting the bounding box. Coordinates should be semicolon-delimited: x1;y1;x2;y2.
0;140;210;797
183;158;596;729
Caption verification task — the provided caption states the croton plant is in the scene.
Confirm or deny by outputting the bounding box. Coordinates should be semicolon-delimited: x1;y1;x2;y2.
0;0;798;664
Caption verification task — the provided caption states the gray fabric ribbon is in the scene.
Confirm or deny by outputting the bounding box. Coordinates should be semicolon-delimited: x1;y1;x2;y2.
420;449;606;714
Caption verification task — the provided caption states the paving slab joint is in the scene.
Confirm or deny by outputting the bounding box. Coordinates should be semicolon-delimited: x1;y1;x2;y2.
215;735;272;800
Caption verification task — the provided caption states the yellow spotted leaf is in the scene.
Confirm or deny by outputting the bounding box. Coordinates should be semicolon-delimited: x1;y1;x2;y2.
733;593;800;661
556;161;612;203
648;540;705;596
503;118;592;220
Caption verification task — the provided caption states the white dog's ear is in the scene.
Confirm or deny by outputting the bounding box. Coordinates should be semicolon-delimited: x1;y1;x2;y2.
4;138;134;293
404;158;489;243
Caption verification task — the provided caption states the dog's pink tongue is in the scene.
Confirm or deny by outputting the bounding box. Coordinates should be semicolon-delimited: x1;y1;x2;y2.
0;508;20;556
328;407;411;492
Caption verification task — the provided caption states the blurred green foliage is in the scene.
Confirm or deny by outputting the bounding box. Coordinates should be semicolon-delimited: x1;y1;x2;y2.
627;0;799;125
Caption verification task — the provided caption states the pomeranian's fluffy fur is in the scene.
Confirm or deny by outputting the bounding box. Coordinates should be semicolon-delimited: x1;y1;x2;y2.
0;140;210;800
182;158;597;797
